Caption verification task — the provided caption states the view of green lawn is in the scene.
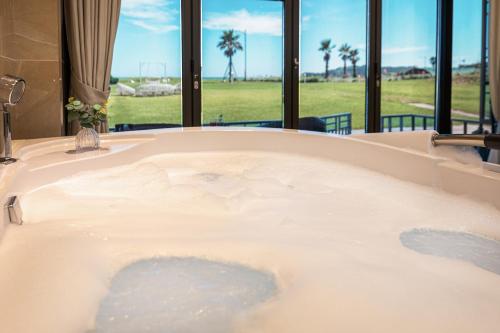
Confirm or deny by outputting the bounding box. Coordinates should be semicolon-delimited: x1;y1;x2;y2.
108;77;480;130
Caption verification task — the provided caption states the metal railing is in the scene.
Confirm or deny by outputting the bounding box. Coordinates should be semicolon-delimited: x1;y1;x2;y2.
207;119;282;128
452;118;483;134
206;113;352;135
381;114;482;134
381;114;435;132
114;113;482;136
321;113;352;135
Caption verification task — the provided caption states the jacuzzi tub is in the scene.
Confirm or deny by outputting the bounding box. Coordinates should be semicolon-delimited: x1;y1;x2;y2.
0;128;499;333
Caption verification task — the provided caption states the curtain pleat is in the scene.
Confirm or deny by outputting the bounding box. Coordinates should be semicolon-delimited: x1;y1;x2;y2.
64;0;121;134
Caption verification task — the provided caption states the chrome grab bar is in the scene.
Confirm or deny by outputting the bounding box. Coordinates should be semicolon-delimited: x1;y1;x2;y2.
432;133;500;150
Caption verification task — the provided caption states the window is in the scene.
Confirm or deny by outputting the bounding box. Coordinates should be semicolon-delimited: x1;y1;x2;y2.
201;0;284;128
299;0;367;134
381;0;438;132
108;0;183;131
451;0;491;134
101;0;492;136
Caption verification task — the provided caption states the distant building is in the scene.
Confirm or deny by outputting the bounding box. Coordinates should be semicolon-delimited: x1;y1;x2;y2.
136;82;180;97
116;83;135;96
402;67;431;76
115;81;181;97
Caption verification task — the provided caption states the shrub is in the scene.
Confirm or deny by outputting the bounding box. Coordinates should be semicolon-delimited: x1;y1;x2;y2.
305;77;320;83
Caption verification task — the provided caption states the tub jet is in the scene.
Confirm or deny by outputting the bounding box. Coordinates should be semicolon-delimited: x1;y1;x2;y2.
5;196;23;225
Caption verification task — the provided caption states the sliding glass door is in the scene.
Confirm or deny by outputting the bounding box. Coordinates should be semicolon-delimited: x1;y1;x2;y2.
380;0;437;132
299;0;367;134
109;0;183;131
200;0;284;128
106;0;492;136
451;0;490;134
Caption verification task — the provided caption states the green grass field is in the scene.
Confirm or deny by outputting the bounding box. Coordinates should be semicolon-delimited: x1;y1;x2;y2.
108;78;480;130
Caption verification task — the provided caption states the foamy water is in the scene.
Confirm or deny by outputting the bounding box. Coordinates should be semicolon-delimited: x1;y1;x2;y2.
1;151;500;332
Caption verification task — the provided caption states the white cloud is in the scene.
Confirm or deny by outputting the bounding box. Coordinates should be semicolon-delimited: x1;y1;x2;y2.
383;46;428;55
204;9;282;36
121;0;178;33
129;20;178;33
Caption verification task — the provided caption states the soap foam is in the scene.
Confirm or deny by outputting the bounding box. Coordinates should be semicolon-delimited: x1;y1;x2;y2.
0;151;500;333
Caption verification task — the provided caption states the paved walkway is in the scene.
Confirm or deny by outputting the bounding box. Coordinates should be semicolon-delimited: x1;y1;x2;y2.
408;103;478;118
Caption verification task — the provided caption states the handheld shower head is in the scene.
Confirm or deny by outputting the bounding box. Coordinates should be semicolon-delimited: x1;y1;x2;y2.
0;74;25;164
0;75;25;109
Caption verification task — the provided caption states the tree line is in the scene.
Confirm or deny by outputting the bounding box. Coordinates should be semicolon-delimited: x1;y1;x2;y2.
216;30;362;81
319;39;360;79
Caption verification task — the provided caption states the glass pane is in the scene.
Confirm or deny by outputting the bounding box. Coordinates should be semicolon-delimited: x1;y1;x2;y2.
451;0;488;134
381;0;437;132
201;0;284;128
109;0;182;132
299;0;367;134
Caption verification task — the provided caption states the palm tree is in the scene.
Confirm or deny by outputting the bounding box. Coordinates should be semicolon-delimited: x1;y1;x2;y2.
338;43;351;78
218;30;243;83
430;56;437;75
349;49;360;78
319;39;335;79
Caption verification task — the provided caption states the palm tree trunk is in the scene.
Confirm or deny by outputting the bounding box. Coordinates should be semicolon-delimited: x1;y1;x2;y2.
352;63;357;78
229;56;233;83
343;60;347;77
325;60;329;79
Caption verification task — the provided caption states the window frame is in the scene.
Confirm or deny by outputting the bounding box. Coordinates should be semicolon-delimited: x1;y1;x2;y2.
62;0;493;134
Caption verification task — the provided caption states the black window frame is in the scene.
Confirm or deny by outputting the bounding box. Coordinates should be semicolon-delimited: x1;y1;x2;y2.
61;0;491;135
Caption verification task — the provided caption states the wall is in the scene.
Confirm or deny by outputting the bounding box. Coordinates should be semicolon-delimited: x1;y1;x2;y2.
0;0;64;139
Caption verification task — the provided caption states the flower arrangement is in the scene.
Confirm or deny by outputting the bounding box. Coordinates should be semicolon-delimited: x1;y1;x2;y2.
65;97;107;128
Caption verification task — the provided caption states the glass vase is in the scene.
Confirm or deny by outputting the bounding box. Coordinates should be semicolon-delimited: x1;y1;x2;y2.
75;127;100;152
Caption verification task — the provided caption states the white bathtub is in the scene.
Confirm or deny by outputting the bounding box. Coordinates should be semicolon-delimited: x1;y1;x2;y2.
0;128;499;333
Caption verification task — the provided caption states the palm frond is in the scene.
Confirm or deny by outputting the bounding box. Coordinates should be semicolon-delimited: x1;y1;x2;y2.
218;30;243;57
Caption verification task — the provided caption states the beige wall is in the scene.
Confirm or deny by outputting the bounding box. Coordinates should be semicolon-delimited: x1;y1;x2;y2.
0;0;64;139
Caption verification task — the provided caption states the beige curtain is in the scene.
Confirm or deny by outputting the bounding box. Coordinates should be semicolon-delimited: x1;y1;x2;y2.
64;0;121;134
489;0;500;163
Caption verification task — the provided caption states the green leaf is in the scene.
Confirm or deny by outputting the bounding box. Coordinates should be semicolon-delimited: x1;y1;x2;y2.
81;113;89;119
68;111;79;122
66;105;74;111
73;100;81;106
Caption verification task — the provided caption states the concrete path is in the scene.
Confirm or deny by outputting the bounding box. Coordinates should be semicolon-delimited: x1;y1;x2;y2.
408;103;478;118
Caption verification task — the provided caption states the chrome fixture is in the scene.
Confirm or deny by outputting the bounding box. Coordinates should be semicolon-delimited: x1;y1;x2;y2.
432;133;500;150
5;196;23;225
0;75;26;165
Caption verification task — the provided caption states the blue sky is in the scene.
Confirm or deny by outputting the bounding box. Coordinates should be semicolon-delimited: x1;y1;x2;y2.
112;0;483;78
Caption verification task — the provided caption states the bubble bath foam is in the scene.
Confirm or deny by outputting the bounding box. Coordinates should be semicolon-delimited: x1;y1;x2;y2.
0;151;499;333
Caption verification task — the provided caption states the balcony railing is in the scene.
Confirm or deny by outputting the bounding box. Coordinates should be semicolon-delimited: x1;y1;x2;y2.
202;113;353;134
114;113;481;136
381;114;482;134
321;113;352;135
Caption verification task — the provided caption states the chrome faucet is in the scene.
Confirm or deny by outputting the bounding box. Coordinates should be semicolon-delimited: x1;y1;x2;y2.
432;133;500;150
0;75;25;164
